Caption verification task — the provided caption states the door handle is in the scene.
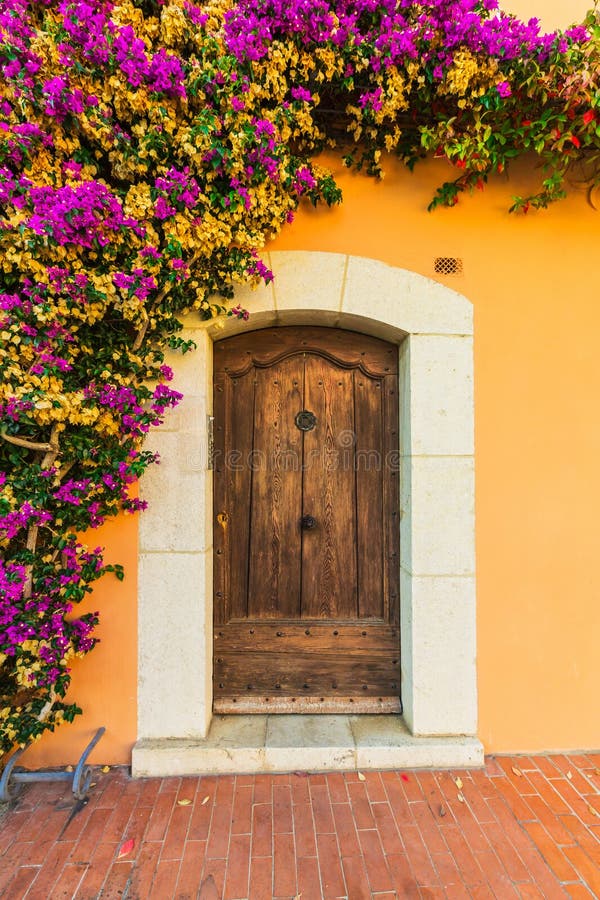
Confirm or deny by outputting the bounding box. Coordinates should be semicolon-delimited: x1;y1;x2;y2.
300;515;317;530
295;410;317;432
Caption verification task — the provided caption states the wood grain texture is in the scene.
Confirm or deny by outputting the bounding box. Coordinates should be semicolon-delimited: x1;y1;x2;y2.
301;356;357;619
382;373;401;626
213;371;255;624
213;327;401;708
214;326;398;378
354;372;385;619
213;652;400;696
213;697;401;714
214;623;399;653
247;360;303;618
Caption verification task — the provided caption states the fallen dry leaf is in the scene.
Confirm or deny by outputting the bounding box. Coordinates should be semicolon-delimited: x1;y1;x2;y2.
454;777;463;790
293;771;308;778
101;765;110;774
439;806;446;817
201;795;210;806
587;804;598;817
457;792;465;803
357;772;366;782
117;838;134;860
177;799;192;806
511;766;523;777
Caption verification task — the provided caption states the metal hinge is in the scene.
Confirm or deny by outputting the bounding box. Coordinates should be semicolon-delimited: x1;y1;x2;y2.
207;415;214;469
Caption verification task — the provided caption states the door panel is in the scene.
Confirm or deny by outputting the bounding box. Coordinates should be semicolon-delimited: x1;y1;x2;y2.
248;360;303;619
382;369;401;626
213;371;254;622
213;326;401;713
354;372;386;619
214;652;400;696
301;357;357;620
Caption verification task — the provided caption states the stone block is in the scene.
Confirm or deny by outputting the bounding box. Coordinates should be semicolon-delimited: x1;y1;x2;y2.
350;716;483;768
270;250;347;315
401;334;474;456
401;456;475;576
342;255;473;336
131;738;267;777
183;263;276;333
139;423;212;553
162;329;211;400
403;576;477;736
265;715;356;772
138;551;211;740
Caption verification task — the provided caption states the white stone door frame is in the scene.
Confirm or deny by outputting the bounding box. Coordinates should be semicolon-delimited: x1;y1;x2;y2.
135;251;476;767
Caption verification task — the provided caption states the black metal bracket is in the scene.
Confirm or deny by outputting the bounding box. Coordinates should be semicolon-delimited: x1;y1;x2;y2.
0;726;106;803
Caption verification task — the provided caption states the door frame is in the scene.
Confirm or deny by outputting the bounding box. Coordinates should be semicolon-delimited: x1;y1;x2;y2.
134;251;476;764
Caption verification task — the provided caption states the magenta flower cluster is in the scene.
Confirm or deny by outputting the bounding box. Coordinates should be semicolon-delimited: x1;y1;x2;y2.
224;0;588;72
61;2;187;98
0;539;100;688
5;181;145;248
0;503;52;542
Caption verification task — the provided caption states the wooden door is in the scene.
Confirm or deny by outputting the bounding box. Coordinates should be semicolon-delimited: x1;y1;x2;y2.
213;327;401;713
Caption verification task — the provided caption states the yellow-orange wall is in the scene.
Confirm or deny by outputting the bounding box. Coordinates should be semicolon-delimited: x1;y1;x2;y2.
502;0;590;28
24;0;598;765
24;511;138;767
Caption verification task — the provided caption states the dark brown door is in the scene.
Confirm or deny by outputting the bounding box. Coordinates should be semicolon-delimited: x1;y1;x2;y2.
213;327;401;713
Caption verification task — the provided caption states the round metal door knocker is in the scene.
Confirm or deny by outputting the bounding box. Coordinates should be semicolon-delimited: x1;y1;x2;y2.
295;409;317;432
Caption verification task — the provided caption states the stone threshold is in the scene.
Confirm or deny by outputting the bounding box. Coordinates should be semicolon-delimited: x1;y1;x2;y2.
132;715;484;777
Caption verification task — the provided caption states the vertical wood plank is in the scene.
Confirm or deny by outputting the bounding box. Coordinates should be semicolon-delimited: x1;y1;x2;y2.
213;370;229;626
354;372;385;619
247;359;303;618
382;373;401;627
301;356;357;619
214;370;256;622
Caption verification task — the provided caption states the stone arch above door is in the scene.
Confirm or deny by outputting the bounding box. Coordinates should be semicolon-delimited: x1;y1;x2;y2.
134;252;479;774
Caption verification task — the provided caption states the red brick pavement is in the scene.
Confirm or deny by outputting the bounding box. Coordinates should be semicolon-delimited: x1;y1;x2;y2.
0;754;598;898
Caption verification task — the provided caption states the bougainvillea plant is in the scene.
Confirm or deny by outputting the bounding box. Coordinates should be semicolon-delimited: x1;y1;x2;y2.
1;0;599;759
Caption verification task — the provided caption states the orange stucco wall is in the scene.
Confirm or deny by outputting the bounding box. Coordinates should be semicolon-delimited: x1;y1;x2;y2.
23;0;598;765
23;511;138;767
502;0;590;28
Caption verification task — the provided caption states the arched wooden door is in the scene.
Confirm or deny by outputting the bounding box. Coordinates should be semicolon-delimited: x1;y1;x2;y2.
213;327;401;713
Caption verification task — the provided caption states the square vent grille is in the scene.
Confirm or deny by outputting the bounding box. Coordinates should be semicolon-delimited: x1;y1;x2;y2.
434;257;463;276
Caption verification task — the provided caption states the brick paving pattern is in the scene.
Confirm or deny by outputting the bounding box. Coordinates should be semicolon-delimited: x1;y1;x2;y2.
0;754;598;898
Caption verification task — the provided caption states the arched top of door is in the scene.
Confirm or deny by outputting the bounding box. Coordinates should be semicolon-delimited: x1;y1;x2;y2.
214;326;398;379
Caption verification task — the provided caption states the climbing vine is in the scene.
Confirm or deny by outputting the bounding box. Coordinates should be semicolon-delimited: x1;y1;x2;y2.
1;0;599;758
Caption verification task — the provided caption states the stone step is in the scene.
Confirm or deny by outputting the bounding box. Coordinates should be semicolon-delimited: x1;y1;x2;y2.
132;715;483;777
